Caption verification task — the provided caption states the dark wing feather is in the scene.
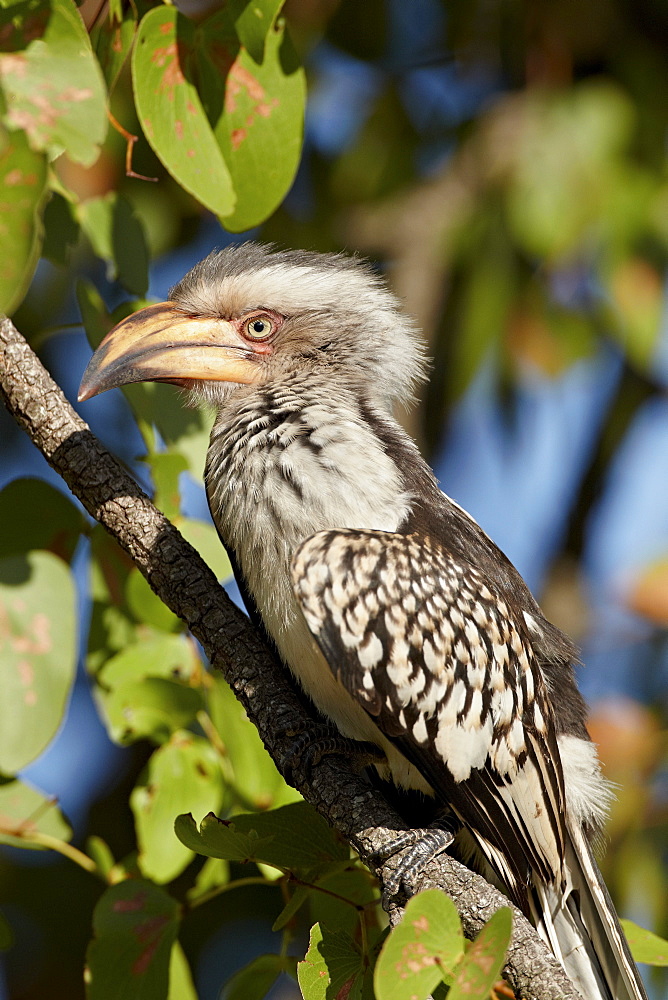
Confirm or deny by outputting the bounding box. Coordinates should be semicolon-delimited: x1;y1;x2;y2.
291;527;567;915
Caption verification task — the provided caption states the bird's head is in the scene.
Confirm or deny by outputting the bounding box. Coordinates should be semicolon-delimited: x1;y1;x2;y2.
78;243;427;411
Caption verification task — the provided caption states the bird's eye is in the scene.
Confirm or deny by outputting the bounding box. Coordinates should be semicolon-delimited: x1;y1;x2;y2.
244;315;274;340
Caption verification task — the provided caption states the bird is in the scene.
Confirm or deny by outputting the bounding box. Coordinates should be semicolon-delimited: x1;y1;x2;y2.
79;242;647;1000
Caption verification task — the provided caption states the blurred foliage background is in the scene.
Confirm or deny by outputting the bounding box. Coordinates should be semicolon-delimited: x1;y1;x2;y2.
0;0;667;997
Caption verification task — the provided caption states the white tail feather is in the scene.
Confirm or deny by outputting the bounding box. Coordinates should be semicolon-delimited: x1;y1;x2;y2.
531;824;647;1000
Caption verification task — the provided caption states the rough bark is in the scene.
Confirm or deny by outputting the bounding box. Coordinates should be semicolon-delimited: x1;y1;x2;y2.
0;314;582;1000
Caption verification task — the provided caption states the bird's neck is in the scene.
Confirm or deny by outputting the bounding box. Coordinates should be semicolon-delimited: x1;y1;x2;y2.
207;377;412;550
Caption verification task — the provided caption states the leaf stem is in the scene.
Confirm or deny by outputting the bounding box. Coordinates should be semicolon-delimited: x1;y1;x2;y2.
188;875;270;910
12;830;102;877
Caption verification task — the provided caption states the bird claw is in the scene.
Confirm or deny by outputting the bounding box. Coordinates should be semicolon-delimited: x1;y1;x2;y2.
280;723;385;785
378;817;458;903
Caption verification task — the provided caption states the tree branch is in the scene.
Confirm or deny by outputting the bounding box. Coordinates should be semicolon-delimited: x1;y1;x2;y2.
0;315;581;1000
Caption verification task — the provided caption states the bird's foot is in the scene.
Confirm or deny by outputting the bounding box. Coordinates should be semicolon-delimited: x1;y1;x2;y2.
377;812;459;903
280;721;385;785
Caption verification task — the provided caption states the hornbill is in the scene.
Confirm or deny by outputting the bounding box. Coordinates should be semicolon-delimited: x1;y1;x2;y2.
79;243;646;1000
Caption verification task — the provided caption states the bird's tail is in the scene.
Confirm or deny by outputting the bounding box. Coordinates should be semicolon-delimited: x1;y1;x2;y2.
531;823;647;1000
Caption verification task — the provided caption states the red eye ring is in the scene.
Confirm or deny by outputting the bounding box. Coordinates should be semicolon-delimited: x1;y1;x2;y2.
240;311;280;342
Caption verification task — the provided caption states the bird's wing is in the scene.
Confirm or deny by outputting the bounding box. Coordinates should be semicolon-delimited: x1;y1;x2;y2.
290;527;567;912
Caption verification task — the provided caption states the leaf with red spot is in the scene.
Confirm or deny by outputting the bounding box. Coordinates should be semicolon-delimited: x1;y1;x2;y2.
298;922;370;1000
86;879;180;1000
0;0;107;165
0;124;47;314
0;551;76;774
132;5;235;218
447;907;512;1000
198;11;305;231
374;889;464;1000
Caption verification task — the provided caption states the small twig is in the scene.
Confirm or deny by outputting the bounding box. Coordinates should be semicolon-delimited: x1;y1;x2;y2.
107;109;158;182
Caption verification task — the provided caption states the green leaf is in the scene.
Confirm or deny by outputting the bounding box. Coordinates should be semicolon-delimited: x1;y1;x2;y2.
122;380;212;476
0;908;13;951
186;855;229;903
99;676;203;745
207;674;298;810
0;124;47;314
447;907;512;1000
0;551;77;773
42;191;80;267
125;567;182;633
374;890;464;1000
77;193;149;297
200;13;305;231
174;811;275;864
620;919;668;966
0;777;72;850
175;517;233;583
86;524;137;674
225;953;283;1000
76;278;113;350
0;478;84;562
132;732;225;883
94;10;137;92
176;801;349;874
86;835;115;878
0;0;107;165
168;940;198;1000
132;5;235;218
232;0;285;63
99;633;199;689
272;883;310;931
86;879;180;1000
145;452;188;522
307;865;377;940
298;922;367;1000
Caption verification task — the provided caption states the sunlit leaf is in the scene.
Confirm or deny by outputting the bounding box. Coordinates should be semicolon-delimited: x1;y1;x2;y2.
175;811;274;864
232;0;285;63
207;674;298;810
86;835;115;879
298;922;367;1000
0;0;107;165
125;568;182;633
447;907;511;1000
175;517;233;583
132;732;224;883
168;940;198;1000
0;551;76;773
146;452;188;522
94;10;137;92
199;12;305;231
375;890;464;1000
0;777;72;850
86;879;180;1000
99;633;199;689
621;919;668;967
0;124;47;314
132;5;235;217
100;676;203;745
